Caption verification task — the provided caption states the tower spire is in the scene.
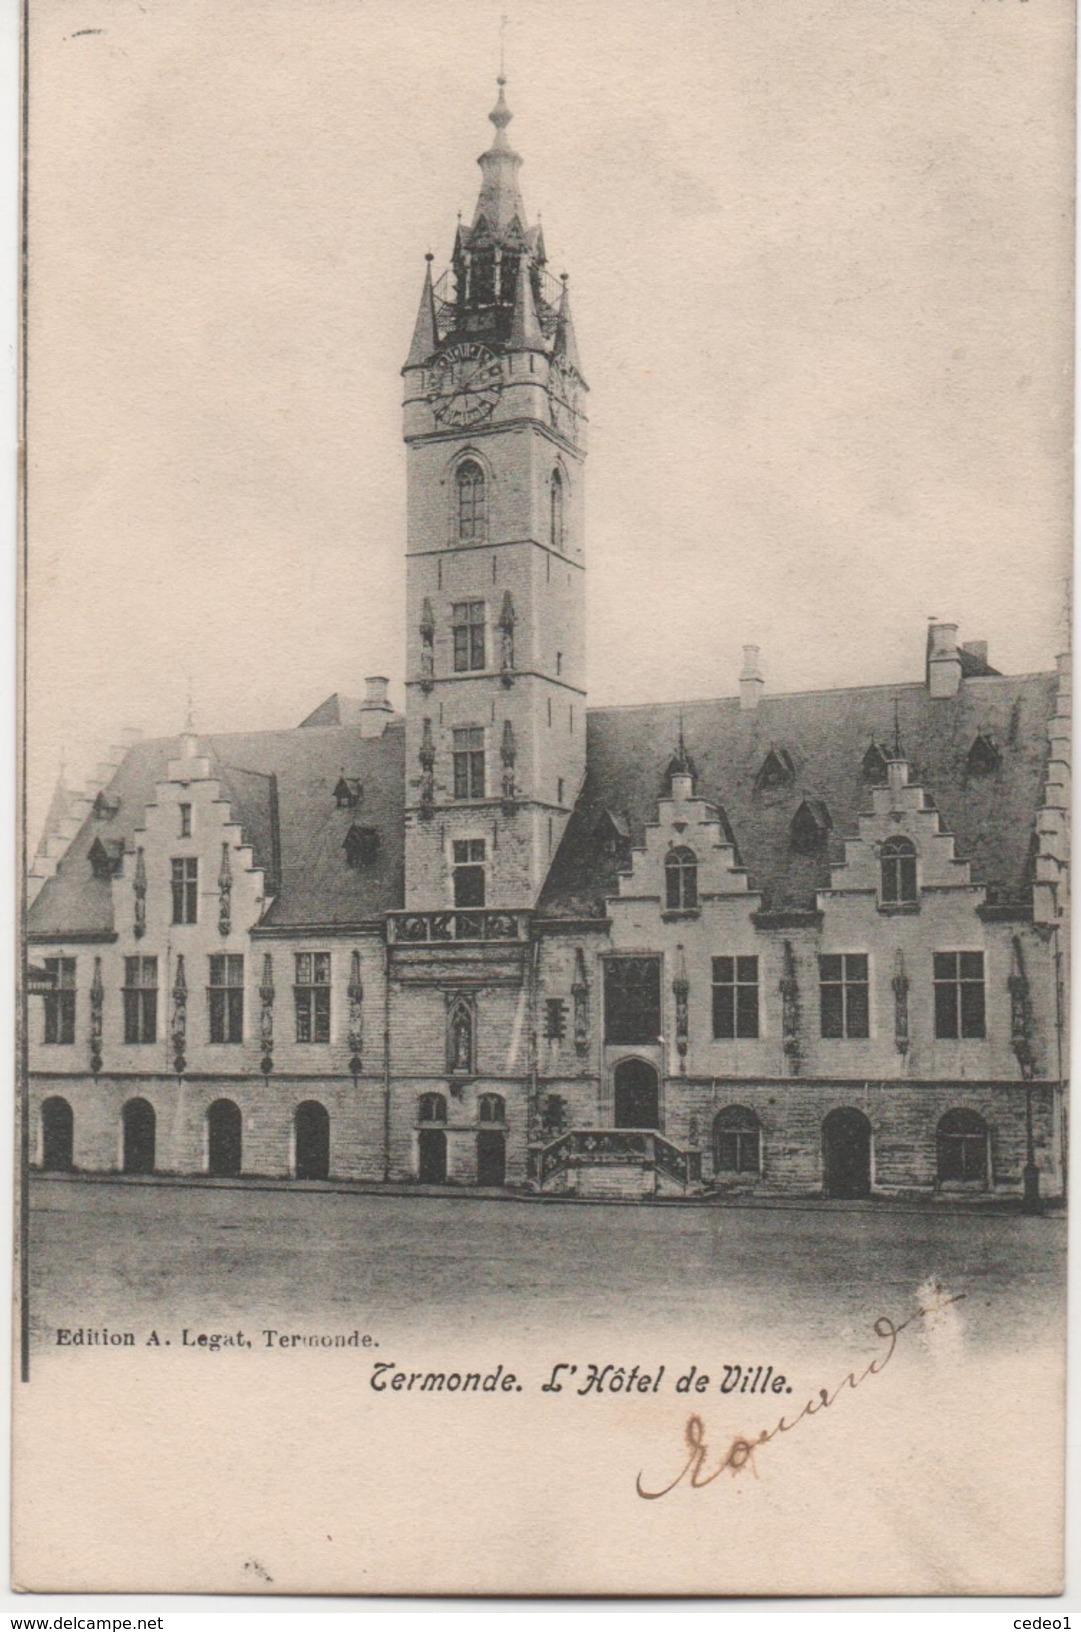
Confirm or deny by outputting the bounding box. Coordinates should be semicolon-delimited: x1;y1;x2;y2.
552;273;584;379
404;253;438;369
509;252;544;350
473;74;527;237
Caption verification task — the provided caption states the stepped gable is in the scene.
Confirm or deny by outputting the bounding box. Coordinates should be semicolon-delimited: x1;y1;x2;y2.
539;672;1057;919
27;723;406;938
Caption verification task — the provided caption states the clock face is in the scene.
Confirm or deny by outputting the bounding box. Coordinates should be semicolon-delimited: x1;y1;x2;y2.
428;343;503;427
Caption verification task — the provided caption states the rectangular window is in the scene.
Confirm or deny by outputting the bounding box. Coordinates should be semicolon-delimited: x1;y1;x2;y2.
294;952;331;1043
604;956;662;1045
452;602;486;672
42;957;76;1045
179;803;192;838
171;856;198;924
208;953;244;1044
544;997;568;1041
452;839;486;908
452;728;486;800
712;956;759;1039
123;956;158;1044
934;951;986;1039
819;953;870;1039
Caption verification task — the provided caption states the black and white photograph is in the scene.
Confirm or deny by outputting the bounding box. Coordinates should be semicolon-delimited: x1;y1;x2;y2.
15;0;1073;1600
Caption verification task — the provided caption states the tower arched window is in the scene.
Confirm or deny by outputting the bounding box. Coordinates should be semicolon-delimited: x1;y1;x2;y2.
418;1092;447;1124
457;460;486;541
665;846;698;911
550;469;564;551
880;836;918;906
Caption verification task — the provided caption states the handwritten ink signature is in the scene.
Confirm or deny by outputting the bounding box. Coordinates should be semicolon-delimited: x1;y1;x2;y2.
636;1287;965;1500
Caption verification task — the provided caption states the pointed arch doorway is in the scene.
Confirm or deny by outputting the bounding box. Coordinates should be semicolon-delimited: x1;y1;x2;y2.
613;1058;660;1130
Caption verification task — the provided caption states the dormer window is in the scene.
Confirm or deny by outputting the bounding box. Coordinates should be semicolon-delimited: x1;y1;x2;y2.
967;732;1002;775
334;777;363;809
665;846;698;911
593;808;630;859
880;835;918;907
790;799;832;853
344;825;380;869
862;742;890;783
754;746;795;793
88;837;124;878
92;791;120;820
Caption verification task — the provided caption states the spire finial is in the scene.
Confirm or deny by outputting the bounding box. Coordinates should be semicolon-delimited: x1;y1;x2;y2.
185;677;195;733
891;694;905;760
499;13;508;81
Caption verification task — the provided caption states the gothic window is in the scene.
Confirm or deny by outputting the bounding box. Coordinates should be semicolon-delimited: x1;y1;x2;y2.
171;857;198;924
754;746;795;793
862;742;890;783
344;825;380;869
478;1093;505;1124
179;803;192;837
933;952;986;1039
452;839;486;907
713;1106;761;1174
418;1092;447;1124
456;460;486;541
665;847;698;910
603;956;662;1045
452;728;486;800
711;956;759;1039
967;732;1002;775
819;953;870;1039
880;836;918;906
452;601;486;672
294;952;331;1043
936;1108;989;1183
544;997;568;1040
42;957;76;1045
208;954;244;1044
791;800;831;853
122;957;158;1044
550;469;564;551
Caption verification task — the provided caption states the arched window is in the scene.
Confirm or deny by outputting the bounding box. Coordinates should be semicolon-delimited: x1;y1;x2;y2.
550;469;564;551
936;1108;989;1183
880;836;918;906
456;460;486;541
478;1093;505;1124
713;1106;760;1175
665;847;698;910
419;1092;447;1124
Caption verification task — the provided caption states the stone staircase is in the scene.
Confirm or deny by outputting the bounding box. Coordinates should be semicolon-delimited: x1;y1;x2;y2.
528;1128;703;1200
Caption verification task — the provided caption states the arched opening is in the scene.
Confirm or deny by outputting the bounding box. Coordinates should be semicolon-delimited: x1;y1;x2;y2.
712;1105;760;1176
613;1058;660;1130
294;1100;330;1181
550;469;564;551
936;1108;990;1185
41;1096;73;1172
880;835;918;906
476;1131;506;1186
456;460;486;541
122;1098;156;1175
822;1107;872;1199
418;1128;447;1183
665;846;698;910
418;1092;447;1123
207;1099;242;1177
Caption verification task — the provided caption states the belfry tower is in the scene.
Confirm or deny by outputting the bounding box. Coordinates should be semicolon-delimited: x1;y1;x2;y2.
401;79;588;911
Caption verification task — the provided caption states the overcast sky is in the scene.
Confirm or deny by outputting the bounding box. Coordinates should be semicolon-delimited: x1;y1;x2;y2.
25;0;1073;844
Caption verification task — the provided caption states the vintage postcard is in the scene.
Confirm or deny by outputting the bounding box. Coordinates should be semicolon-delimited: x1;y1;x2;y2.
14;0;1072;1598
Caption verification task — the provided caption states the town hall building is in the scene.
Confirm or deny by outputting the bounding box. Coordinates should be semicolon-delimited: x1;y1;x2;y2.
26;80;1069;1203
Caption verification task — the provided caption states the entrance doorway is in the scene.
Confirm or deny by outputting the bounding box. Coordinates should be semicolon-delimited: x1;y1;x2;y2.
41;1096;73;1171
418;1128;447;1183
613;1058;660;1129
822;1108;872;1199
294;1101;330;1180
122;1098;156;1175
207;1099;242;1177
476;1130;506;1186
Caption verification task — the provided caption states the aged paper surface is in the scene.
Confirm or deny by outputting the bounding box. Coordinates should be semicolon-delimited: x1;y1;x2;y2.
15;0;1072;1598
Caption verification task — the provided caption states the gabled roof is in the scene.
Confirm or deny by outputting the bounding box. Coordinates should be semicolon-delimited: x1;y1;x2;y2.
29;723;406;937
539;673;1057;918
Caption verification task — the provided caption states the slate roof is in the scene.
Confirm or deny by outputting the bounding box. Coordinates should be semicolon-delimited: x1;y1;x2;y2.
28;723;406;938
538;673;1057;919
28;671;1057;937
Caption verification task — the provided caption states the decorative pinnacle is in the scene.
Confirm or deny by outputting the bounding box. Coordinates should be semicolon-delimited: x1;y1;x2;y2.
489;75;513;137
891;695;905;760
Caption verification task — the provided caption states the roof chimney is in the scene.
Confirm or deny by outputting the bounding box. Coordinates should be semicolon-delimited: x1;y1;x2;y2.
740;645;764;712
359;676;392;738
926;622;961;699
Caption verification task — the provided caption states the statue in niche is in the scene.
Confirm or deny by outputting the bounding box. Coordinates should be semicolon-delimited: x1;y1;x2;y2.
448;997;474;1075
